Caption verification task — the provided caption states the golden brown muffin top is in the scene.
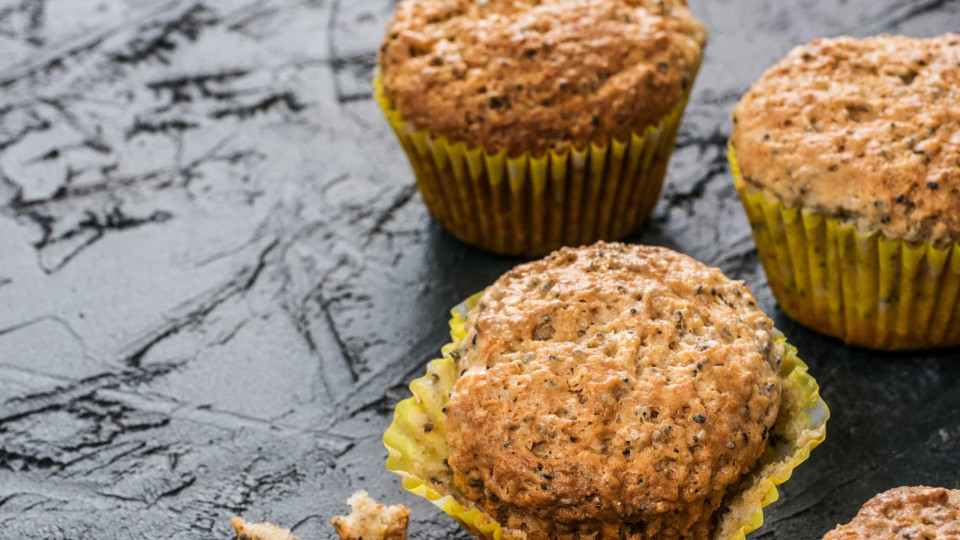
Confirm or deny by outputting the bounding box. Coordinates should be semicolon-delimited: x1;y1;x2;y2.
379;0;705;157
731;34;960;245
444;243;782;537
822;486;960;540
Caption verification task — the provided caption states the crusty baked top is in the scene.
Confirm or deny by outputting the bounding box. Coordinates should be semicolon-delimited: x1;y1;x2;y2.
822;486;960;540
379;0;705;157
445;243;782;536
731;34;960;245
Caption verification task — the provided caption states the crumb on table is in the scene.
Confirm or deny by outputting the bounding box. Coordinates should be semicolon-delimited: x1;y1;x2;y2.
331;490;411;540
231;517;300;540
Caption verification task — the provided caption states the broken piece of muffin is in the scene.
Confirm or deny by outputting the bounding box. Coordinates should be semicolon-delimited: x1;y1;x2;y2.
231;517;299;540
331;490;410;540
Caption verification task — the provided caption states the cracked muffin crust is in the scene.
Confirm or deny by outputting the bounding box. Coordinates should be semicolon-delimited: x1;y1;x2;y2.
379;0;705;156
444;242;783;539
822;486;960;540
731;34;960;245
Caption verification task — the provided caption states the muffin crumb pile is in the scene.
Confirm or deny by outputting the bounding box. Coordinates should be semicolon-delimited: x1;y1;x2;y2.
331;490;411;540
231;518;299;540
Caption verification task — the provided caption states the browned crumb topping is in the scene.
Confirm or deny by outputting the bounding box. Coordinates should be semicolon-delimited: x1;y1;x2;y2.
822;486;960;539
331;490;411;540
445;242;782;539
731;34;960;245
231;517;299;540
379;0;705;157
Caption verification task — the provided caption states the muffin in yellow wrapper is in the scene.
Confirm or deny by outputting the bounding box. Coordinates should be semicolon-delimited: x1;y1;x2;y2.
730;146;960;350
373;75;690;256
383;294;829;539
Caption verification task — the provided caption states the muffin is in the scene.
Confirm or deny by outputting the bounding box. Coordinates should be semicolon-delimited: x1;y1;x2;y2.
383;242;829;539
730;34;960;350
376;1;706;255
822;486;960;539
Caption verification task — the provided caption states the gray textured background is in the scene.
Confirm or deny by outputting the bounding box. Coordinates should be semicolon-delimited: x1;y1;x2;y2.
1;1;959;539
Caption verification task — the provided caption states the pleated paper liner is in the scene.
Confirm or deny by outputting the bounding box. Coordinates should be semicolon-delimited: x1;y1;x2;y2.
373;75;688;256
729;145;960;350
383;294;829;540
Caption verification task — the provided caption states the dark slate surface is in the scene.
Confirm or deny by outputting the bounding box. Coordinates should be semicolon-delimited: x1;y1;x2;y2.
1;1;959;539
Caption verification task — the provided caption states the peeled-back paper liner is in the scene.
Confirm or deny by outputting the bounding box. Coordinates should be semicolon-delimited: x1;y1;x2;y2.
383;294;829;539
373;75;690;256
729;144;960;350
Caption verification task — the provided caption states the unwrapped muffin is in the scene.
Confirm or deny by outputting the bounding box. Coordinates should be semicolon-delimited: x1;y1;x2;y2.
376;1;706;255
384;242;829;539
730;34;960;349
822;486;960;539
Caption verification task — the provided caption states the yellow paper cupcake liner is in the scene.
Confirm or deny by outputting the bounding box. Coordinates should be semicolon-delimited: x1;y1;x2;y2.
729;145;960;350
383;294;829;539
373;76;691;256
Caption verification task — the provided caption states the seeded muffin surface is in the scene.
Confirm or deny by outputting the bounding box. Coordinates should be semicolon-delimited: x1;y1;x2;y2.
379;0;705;157
444;243;782;538
822;486;960;539
731;34;960;245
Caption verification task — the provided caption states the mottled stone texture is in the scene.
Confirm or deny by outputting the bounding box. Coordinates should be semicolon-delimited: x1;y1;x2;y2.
0;1;958;539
